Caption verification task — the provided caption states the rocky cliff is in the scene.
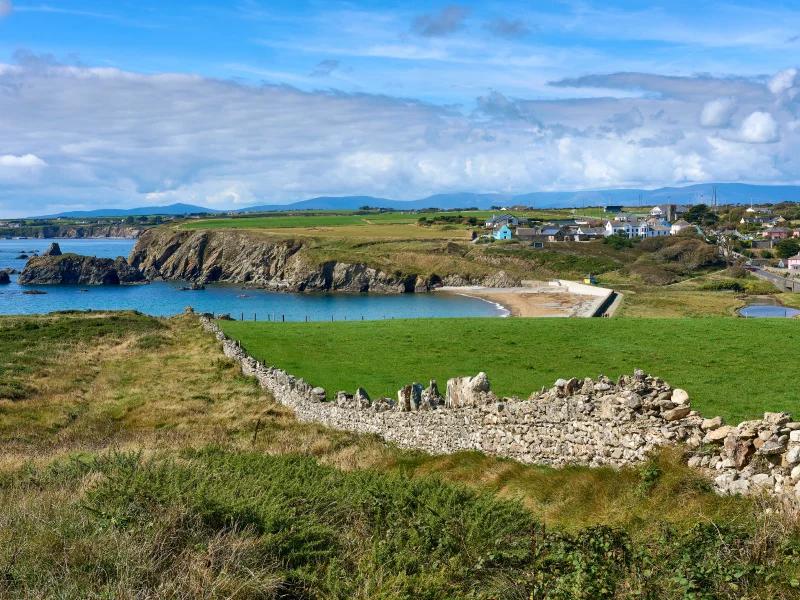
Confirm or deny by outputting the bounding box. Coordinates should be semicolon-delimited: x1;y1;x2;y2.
0;225;142;239
18;254;146;285
128;229;429;292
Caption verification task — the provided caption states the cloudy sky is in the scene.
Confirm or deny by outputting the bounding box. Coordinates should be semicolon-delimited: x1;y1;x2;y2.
1;0;800;216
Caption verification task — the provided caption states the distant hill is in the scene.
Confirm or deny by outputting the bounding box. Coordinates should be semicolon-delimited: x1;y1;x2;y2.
243;193;515;212
35;203;225;218
244;184;800;212
28;184;800;218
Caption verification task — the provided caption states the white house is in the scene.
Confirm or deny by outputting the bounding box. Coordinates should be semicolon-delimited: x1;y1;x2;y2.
670;219;692;235
788;254;800;272
604;219;651;238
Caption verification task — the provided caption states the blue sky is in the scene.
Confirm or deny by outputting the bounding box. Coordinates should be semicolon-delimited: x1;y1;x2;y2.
1;0;800;215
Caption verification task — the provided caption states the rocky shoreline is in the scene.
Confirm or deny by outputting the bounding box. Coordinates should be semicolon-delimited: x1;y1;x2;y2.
1;225;142;239
125;228;520;293
18;243;145;285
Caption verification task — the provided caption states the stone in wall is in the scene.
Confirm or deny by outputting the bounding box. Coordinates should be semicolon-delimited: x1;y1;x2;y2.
445;372;496;408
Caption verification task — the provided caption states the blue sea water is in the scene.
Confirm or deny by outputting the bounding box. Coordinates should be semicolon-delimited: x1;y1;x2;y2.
0;238;506;320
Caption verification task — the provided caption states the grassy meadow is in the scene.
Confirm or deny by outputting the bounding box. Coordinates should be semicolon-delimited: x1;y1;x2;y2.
178;208;589;231
2;311;800;597
221;317;800;422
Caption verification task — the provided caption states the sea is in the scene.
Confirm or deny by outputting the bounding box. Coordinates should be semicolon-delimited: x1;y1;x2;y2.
0;238;507;320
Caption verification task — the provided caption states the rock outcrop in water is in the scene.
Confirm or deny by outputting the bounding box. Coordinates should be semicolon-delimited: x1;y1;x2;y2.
128;229;426;292
0;271;9;284
43;242;62;256
18;254;146;285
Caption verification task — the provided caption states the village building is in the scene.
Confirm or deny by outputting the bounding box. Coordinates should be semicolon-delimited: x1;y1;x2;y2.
604;205;623;213
649;204;687;220
540;226;566;242
670;219;692;235
788;254;800;272
493;225;513;240
484;214;519;229
763;227;788;241
514;227;540;240
605;219;651;238
576;226;605;238
650;224;671;237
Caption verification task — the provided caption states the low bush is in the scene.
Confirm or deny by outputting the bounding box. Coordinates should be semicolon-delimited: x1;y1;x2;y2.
699;280;745;292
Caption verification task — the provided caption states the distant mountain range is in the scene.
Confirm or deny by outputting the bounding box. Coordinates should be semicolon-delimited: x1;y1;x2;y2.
34;203;226;218
28;183;800;218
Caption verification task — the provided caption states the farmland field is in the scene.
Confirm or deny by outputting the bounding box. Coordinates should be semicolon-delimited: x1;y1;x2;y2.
220;317;800;422
178;209;585;231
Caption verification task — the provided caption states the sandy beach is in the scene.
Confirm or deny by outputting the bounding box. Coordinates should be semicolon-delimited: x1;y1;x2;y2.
438;286;601;317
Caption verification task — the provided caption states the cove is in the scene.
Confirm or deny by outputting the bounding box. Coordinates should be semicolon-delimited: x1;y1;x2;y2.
0;238;506;320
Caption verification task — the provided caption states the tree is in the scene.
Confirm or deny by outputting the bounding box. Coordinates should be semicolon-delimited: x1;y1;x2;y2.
124;216;136;225
602;234;633;250
685;204;718;226
775;238;800;259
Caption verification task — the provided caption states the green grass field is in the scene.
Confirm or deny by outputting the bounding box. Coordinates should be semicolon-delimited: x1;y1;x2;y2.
220;318;800;422
178;209;588;230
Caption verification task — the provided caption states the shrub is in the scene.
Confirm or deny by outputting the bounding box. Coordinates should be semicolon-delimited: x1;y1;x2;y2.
724;266;749;279
699;280;745;292
602;234;634;250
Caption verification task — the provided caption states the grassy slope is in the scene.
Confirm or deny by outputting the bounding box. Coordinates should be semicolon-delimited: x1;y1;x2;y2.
221;317;800;422
2;312;799;598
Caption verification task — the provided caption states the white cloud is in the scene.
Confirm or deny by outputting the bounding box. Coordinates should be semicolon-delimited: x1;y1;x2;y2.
699;97;738;128
0;59;799;215
0;154;46;167
0;0;12;18
738;111;780;143
768;68;797;95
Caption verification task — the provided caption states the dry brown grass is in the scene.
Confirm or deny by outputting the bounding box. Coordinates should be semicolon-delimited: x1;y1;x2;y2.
0;312;398;478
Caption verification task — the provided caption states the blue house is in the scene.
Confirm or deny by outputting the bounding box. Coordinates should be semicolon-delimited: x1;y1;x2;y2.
493;225;513;240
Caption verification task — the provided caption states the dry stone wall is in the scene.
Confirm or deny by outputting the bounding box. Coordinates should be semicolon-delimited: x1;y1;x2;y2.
199;313;800;501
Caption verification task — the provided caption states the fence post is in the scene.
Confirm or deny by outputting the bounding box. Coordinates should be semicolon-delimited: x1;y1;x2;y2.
282;314;285;322
241;312;243;321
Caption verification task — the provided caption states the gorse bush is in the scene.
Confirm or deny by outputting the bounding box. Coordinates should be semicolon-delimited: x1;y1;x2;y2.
3;448;799;599
700;280;746;292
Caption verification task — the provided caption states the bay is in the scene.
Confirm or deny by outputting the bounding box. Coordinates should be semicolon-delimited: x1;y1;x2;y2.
0;238;506;319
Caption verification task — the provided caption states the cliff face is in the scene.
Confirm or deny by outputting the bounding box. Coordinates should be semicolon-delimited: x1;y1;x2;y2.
128;229;423;293
19;254;146;285
0;225;142;239
37;225;142;239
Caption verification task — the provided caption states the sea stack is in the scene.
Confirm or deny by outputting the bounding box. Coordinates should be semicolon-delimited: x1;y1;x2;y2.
43;242;63;256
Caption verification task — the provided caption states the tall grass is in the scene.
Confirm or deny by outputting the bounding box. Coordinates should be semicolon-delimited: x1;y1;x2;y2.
2;449;799;599
2;312;800;597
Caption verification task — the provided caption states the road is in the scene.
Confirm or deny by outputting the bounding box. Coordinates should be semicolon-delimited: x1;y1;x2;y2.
749;266;800;292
